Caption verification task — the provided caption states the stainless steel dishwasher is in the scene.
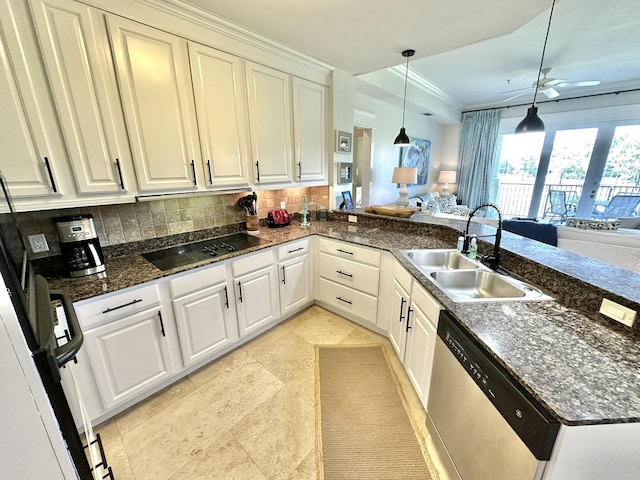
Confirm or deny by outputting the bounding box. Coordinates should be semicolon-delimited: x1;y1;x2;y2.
427;311;560;480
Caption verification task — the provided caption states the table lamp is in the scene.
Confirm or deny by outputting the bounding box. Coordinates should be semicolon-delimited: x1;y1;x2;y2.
438;170;456;195
392;167;417;206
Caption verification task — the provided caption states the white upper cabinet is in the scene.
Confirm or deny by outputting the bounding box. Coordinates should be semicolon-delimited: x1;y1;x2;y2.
29;0;132;195
292;78;327;183
188;43;251;189
245;62;294;185
107;15;201;192
0;2;63;198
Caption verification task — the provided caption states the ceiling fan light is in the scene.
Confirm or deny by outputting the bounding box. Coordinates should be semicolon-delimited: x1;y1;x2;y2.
515;106;545;134
394;127;411;146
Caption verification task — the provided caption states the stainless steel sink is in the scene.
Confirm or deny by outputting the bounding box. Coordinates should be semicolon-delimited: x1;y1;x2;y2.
400;249;553;303
401;249;480;271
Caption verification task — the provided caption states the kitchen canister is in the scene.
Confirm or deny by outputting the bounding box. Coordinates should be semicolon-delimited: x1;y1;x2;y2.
246;214;260;236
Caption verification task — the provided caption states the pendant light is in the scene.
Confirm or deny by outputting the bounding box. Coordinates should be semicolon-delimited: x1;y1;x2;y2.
515;0;556;134
394;49;415;146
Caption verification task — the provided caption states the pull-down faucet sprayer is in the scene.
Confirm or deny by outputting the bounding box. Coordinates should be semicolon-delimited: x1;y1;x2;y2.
463;203;503;271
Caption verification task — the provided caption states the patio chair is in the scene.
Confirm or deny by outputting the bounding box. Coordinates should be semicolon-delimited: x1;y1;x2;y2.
544;190;575;224
598;195;640;219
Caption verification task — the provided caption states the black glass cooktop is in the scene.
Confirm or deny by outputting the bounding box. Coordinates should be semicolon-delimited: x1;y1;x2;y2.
142;233;271;271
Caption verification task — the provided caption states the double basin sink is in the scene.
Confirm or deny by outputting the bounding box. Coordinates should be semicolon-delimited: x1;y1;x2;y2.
401;249;553;303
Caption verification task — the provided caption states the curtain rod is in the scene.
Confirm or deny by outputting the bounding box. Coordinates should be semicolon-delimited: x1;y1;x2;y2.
463;87;640;114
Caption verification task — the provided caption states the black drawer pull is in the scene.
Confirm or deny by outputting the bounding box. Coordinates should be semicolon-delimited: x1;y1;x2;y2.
337;248;354;255
288;247;304;254
115;158;125;190
157;310;166;337
44;157;58;193
399;297;406;322
406;307;413;332
336;270;353;278
336;296;352;305
102;298;142;314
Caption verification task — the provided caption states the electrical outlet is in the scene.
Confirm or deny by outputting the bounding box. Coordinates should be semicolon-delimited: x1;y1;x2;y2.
348;215;358;223
599;298;636;327
28;233;49;253
280;201;286;209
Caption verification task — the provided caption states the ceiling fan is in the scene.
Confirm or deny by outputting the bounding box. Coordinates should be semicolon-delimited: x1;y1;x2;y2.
502;67;600;102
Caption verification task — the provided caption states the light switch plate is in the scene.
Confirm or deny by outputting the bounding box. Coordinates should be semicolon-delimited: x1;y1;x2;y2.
599;298;636;327
28;233;49;253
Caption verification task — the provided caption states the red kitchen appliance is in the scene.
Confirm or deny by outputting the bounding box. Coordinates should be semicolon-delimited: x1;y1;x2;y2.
267;209;290;227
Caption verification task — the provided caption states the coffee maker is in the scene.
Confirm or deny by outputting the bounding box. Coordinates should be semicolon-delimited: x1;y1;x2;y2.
54;215;106;277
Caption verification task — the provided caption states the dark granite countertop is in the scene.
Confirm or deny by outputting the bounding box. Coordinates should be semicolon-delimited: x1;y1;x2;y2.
45;214;640;427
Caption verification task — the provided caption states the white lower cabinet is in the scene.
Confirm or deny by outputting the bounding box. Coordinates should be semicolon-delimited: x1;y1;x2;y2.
389;259;440;410
232;250;279;337
170;264;239;368
278;239;312;315
84;305;173;410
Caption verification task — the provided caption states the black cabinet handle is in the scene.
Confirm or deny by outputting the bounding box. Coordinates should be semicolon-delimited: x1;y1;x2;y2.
255;161;261;182
399;297;406;322
406;307;413;332
336;248;354;255
102;298;142;314
115;158;125;190
336;296;352;305
191;160;197;186
288;247;304;254
237;281;243;303
297;161;302;180
157;310;166;337
281;265;286;284
336;270;353;278
223;285;229;309
43;157;58;193
206;160;213;185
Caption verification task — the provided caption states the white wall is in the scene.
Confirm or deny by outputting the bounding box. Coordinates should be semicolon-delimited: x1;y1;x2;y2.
354;92;447;206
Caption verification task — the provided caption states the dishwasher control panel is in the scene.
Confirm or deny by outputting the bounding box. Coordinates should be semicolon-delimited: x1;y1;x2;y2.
438;310;560;461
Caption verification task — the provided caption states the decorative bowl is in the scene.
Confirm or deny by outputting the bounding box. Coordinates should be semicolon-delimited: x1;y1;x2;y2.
365;205;418;218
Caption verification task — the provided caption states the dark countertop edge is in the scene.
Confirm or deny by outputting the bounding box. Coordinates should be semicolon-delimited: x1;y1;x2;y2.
44;217;640;427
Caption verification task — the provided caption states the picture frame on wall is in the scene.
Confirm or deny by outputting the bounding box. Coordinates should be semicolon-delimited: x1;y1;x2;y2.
398;136;431;185
336;130;352;153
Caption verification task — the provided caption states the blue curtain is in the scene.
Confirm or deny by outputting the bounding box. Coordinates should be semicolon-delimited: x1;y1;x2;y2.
457;109;501;209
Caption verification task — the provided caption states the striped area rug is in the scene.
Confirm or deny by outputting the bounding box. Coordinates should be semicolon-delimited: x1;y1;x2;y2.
316;344;438;479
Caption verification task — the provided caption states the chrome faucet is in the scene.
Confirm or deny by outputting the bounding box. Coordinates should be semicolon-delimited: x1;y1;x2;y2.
463;202;503;271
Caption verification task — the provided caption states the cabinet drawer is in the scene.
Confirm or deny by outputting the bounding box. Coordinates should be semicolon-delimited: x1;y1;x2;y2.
316;277;378;321
169;263;227;298
316;237;381;267
232;249;274;277
75;283;160;330
277;238;309;261
411;281;441;327
317;252;379;296
393;259;413;294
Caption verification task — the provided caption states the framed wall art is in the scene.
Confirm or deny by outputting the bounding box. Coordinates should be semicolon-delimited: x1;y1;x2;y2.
336;130;352;153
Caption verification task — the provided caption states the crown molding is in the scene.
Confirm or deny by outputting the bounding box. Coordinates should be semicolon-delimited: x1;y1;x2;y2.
388;65;463;110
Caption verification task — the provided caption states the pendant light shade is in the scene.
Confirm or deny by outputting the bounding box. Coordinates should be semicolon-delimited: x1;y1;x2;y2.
394;49;415;146
515;0;556;134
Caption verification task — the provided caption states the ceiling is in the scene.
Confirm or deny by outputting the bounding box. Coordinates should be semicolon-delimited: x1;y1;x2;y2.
180;0;640;111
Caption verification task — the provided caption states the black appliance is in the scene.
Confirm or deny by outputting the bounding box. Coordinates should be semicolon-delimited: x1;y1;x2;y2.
142;232;272;271
0;174;108;479
54;215;106;277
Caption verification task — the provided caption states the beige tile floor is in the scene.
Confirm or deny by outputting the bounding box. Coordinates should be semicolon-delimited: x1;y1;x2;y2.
94;305;450;480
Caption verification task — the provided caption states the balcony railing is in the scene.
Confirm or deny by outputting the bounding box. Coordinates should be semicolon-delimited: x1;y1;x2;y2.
495;182;640;220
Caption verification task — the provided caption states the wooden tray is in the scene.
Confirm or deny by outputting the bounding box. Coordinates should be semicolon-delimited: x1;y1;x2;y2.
365;205;418;218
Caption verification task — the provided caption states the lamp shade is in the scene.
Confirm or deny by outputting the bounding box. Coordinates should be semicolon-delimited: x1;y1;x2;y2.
515;106;545;134
393;128;411;146
392;167;417;185
438;170;456;185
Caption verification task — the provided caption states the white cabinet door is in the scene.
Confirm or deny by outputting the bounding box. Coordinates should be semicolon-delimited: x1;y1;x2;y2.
0;14;62;198
29;0;131;194
173;281;239;367
235;265;279;337
279;253;311;315
245;62;293;184
292;77;327;182
107;15;201;192
189;43;251;189
84;306;173;409
388;277;410;359
404;300;437;409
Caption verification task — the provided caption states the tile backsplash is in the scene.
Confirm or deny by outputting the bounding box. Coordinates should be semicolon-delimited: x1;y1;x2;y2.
16;186;330;257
